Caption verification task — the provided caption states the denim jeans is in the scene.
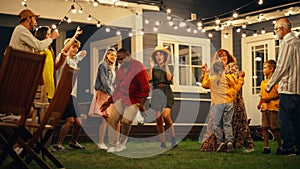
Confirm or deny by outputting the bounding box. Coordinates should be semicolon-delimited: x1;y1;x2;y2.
211;102;234;144
279;94;300;151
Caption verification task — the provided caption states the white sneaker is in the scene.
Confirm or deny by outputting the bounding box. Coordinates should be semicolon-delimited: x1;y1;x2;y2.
107;146;118;153
14;147;23;155
243;148;255;153
116;143;126;152
107;144;126;153
98;143;109;150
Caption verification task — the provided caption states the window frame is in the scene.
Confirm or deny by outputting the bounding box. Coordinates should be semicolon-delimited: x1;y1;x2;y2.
157;34;210;93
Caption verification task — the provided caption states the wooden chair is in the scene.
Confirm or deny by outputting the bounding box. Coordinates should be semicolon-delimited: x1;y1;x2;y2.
28;84;49;134
0;46;46;168
20;64;79;168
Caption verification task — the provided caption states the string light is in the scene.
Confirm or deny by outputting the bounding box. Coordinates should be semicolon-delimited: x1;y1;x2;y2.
166;15;172;21
21;0;27;7
166;8;171;14
19;0;298;38
197;19;203;27
258;0;263;5
253;30;258;37
215;17;221;25
96;21;101;27
144;18;150;24
140;29;144;35
224;33;229;39
79;8;83;14
71;5;76;13
186;27;192;32
242;24;247;29
87;15;92;21
51;24;57;29
168;20;174;26
155;21;161;26
232;10;238;18
93;0;98;7
242;32;247;38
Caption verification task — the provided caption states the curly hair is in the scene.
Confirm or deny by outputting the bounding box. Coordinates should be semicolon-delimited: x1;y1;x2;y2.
151;50;169;64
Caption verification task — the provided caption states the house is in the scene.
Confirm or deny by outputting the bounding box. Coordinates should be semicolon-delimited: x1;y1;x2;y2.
1;0;300;141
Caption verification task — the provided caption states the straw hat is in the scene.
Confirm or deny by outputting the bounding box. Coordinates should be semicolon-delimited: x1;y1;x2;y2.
150;46;170;60
18;9;40;20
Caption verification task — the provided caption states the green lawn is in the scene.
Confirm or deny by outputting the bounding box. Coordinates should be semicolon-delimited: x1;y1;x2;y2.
2;140;300;169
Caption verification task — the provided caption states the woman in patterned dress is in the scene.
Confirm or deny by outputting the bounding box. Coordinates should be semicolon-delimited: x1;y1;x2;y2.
201;49;254;152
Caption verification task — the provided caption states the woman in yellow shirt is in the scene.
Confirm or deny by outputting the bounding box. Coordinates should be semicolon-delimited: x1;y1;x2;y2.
35;26;56;100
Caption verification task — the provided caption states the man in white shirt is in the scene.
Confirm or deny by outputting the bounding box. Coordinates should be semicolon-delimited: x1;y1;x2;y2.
8;9;59;52
266;18;300;156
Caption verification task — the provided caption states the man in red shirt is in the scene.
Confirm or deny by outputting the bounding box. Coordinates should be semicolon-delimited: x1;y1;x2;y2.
101;48;150;153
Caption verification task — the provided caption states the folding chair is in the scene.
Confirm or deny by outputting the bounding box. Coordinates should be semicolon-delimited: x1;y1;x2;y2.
21;64;79;168
0;46;45;168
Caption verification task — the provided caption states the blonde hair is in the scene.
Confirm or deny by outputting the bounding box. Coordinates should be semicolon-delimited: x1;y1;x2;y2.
63;38;81;48
100;48;117;71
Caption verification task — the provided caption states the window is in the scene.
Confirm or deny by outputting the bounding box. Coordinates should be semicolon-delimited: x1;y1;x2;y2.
158;34;210;93
251;44;268;94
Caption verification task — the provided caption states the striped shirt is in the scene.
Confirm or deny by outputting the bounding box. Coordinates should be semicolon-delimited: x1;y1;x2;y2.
266;32;300;95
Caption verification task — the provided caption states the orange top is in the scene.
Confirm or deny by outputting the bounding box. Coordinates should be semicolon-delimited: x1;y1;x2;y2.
260;79;279;111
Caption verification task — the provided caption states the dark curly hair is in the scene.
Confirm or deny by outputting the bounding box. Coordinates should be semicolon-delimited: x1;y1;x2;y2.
151;50;168;64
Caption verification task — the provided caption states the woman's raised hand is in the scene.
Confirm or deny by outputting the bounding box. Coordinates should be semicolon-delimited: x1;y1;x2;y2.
150;56;155;68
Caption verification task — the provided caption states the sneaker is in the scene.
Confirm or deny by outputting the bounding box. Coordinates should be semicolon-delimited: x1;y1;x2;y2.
69;142;85;150
107;146;117;153
14;147;23;155
97;143;109;150
262;147;271;154
53;144;66;152
160;142;167;149
216;142;226;152
226;142;233;152
107;144;126;153
277;147;296;156
275;147;282;155
243;148;254;153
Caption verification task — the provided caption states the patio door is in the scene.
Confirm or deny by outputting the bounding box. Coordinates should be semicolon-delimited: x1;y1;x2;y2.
242;33;276;125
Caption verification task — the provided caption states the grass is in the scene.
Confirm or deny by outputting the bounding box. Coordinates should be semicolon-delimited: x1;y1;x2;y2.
2;140;300;169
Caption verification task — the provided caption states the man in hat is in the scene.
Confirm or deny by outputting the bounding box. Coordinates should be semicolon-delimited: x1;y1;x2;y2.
100;48;150;153
9;9;59;52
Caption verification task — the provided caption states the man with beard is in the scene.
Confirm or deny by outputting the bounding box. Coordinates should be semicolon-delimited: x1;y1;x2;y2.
8;9;59;53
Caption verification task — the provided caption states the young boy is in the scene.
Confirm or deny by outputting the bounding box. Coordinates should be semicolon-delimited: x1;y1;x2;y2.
202;61;245;152
257;59;282;154
53;31;86;151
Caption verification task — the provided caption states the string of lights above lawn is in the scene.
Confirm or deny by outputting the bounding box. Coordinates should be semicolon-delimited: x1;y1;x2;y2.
21;0;300;38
